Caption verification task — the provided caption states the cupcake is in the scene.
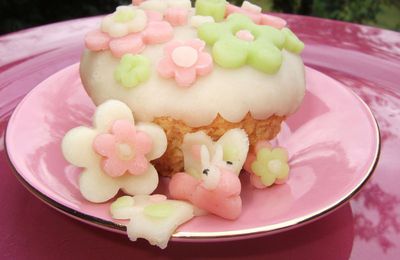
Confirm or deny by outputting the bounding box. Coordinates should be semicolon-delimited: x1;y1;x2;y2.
79;0;306;176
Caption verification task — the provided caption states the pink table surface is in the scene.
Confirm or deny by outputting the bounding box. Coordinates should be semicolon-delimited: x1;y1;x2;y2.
0;15;399;259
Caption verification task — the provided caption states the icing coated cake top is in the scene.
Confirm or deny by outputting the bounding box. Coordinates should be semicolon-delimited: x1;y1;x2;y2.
80;0;306;127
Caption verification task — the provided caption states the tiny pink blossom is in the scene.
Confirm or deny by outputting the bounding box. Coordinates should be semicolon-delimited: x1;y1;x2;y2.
157;39;213;87
235;30;255;41
164;7;189;26
85;12;173;58
93;119;153;177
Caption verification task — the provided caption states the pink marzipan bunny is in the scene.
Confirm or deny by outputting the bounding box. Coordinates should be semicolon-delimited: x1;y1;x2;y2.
169;145;242;220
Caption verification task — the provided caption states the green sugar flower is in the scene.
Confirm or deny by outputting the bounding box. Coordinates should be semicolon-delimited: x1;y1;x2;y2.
114;54;151;88
282;28;305;54
195;0;227;22
198;13;304;74
251;147;289;187
144;202;174;218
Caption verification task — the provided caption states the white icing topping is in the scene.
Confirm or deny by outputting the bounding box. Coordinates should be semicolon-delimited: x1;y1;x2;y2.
80;22;306;127
172;46;198;67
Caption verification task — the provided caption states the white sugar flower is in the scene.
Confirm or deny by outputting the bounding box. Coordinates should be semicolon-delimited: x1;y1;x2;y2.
62;100;167;203
139;0;192;13
101;5;148;38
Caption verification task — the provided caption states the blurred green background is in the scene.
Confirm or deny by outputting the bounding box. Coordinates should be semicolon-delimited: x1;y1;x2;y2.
0;0;399;35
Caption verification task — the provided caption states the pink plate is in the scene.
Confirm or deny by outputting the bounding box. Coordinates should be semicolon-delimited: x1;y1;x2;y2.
5;64;380;242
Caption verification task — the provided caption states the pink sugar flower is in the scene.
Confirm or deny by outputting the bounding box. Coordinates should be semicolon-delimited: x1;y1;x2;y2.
85;13;173;58
226;2;287;29
164;7;189;26
93;119;153;177
157;39;213;87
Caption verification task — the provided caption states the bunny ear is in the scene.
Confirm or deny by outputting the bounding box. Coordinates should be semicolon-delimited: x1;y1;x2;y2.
181;131;214;177
212;144;224;165
200;145;210;169
216;128;249;175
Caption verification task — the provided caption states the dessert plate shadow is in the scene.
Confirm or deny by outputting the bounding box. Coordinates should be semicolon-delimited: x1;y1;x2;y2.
5;64;380;242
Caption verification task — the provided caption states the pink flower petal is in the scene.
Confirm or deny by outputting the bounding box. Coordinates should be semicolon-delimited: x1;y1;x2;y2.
260;14;287;29
127;155;149;175
195;52;213;76
187;39;206;52
145;10;163;22
174;67;197;87
93;134;116;157
226;4;241;16
143;21;174;44
164;40;184;56
102;157;128;177
109;34;145;58
157;57;175;78
164;8;188;26
85;30;110;51
135;131;153;155
111;120;136;142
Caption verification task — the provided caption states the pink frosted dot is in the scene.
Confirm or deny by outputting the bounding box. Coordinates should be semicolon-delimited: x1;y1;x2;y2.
235;30;255;42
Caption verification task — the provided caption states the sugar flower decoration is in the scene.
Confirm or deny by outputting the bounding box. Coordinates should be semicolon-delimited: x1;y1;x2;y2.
114;54;151;88
139;0;192;13
101;5;148;38
198;14;286;74
110;194;194;249
244;141;290;188
198;13;304;74
62;100;167;203
93;119;152;177
157;39;213;87
226;1;287;29
195;0;227;22
164;7;189;26
85;6;173;58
